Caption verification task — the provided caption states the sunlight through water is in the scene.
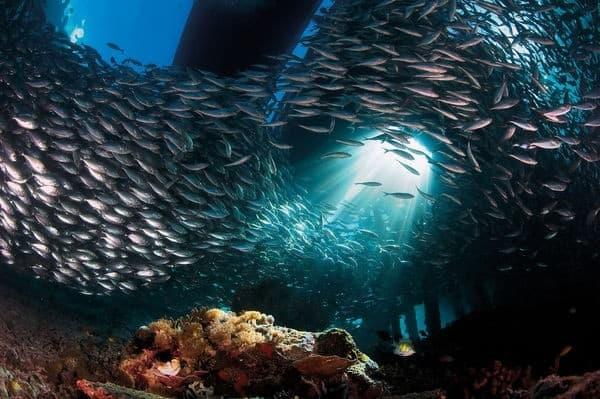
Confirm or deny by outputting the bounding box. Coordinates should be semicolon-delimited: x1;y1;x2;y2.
311;135;434;244
337;138;432;211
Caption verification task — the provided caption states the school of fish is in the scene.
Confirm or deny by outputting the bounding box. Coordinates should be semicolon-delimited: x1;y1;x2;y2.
0;0;598;302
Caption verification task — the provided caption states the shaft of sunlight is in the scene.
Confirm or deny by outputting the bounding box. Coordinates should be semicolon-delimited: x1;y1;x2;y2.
312;135;433;243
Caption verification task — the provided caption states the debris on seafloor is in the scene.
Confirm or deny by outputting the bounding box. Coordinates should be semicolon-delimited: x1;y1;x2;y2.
0;365;54;399
531;370;600;399
77;308;384;399
0;286;125;398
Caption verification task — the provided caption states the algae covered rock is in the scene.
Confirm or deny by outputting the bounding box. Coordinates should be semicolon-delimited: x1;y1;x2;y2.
81;308;383;398
316;328;362;360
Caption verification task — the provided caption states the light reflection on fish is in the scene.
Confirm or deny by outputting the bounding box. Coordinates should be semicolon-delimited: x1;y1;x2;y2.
0;0;598;307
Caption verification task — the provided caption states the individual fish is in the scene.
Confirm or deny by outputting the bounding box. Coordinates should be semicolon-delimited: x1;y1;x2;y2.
225;155;253;167
529;138;561;150
542;181;567;192
510;120;539;132
509;153;538;165
336;139;364;147
416;187;435;202
393;340;416;357
355;181;382;187
490;98;519;111
106;42;125;53
322;151;352;159
13;115;38;130
299;118;335;134
398;161;420;176
269;140;293;150
463;118;493;131
437;162;467;174
384;192;415;199
404;85;439;98
466;142;481;172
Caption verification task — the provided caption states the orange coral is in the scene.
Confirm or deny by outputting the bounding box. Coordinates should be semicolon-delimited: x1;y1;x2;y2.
76;380;114;399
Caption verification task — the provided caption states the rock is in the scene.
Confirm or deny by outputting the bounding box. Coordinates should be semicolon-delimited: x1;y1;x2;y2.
532;370;600;399
316;328;361;360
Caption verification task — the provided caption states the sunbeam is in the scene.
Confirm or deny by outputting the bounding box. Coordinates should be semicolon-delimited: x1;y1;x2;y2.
307;134;434;243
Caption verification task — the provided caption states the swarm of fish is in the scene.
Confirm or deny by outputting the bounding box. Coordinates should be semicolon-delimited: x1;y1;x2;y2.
0;0;300;294
0;0;599;302
276;0;599;289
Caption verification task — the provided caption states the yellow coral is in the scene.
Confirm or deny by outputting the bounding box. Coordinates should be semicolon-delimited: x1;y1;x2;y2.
234;327;266;349
238;311;262;323
206;321;234;349
269;329;286;344
238;311;275;326
204;308;227;322
178;322;215;366
203;309;273;352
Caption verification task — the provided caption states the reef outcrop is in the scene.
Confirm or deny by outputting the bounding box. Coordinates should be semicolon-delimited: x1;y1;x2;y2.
79;308;383;398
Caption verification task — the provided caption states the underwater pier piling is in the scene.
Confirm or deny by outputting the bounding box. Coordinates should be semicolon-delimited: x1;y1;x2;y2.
174;0;322;74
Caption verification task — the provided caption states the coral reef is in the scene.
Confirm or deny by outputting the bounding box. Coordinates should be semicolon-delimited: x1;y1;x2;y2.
103;308;383;398
6;291;600;399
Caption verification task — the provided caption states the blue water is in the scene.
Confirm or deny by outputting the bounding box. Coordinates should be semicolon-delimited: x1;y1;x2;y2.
46;0;193;66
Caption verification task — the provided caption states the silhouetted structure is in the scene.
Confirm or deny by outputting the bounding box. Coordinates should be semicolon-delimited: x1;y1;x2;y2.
174;0;321;75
